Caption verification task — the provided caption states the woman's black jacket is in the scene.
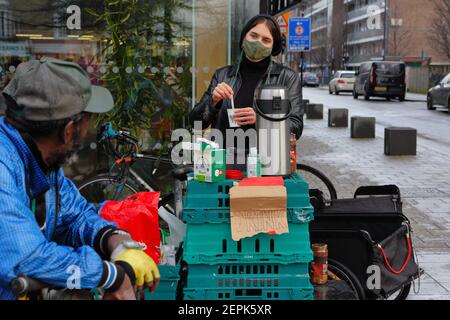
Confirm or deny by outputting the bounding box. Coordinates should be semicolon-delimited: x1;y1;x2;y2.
189;61;304;140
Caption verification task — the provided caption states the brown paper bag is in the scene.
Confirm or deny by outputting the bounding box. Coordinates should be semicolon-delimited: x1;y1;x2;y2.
229;185;289;241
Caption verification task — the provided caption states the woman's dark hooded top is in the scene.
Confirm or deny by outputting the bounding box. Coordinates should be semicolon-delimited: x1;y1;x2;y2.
190;14;304;168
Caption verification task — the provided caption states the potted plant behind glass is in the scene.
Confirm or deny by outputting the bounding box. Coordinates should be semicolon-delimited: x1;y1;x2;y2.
84;0;192;175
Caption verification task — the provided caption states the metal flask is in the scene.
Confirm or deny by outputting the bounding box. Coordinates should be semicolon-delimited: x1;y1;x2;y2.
255;84;292;176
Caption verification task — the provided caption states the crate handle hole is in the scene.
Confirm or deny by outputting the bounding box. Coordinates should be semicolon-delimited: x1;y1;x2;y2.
235;289;262;297
222;239;227;253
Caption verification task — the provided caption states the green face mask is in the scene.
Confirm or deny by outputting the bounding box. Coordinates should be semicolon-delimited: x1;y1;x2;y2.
242;39;272;61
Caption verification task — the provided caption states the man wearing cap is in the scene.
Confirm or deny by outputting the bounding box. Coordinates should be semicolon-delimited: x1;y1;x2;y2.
0;57;160;300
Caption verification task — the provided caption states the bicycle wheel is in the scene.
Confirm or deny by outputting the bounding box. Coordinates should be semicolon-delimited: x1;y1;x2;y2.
296;163;338;201
78;173;143;204
78;173;175;233
79;173;176;214
327;259;366;300
386;283;411;300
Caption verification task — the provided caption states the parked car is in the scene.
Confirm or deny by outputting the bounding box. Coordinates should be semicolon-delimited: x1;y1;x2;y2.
427;72;450;113
353;61;406;101
302;72;320;87
329;71;356;95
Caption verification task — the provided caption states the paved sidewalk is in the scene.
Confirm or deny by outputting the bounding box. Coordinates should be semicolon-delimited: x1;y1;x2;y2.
298;101;450;300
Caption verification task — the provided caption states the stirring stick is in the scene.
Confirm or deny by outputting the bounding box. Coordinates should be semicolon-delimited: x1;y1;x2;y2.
229;95;239;127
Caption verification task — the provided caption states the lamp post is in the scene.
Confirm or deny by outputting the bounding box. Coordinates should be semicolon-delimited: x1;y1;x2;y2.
300;11;305;89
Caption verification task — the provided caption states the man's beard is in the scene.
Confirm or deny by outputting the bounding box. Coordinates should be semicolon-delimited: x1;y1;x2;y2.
46;132;83;170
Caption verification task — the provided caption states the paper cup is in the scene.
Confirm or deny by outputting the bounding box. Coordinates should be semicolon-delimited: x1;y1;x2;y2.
227;109;241;128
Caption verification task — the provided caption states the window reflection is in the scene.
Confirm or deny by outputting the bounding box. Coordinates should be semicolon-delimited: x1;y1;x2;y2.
0;0;257;184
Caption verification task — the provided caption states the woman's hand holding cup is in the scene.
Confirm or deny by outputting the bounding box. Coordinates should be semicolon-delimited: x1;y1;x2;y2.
234;107;256;126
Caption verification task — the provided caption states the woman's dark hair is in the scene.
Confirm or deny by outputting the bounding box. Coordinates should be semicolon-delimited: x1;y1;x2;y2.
239;14;283;56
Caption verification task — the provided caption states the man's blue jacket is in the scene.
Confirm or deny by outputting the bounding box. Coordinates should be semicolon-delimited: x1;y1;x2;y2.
0;117;116;299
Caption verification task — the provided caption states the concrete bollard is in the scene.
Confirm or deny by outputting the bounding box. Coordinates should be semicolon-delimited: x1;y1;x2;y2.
328;108;349;127
351;116;376;138
384;127;417;156
300;99;310;114
306;103;323;119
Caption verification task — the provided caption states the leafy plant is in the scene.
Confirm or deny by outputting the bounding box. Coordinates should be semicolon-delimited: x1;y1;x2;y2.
85;0;192;141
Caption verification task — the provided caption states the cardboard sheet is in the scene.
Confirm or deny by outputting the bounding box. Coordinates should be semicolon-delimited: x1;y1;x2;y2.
229;185;288;241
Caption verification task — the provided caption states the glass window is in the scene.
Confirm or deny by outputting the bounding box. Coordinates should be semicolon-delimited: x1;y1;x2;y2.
1;0;254;183
341;73;355;78
442;74;450;84
375;63;405;75
360;63;371;73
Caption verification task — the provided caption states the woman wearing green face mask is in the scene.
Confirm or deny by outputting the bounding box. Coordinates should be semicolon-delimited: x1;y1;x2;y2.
190;14;304;168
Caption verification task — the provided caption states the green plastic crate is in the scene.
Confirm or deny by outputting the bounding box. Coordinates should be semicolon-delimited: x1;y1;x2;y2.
183;207;314;224
185;263;311;289
137;264;180;300
92;264;180;300
183;286;314;300
184;178;235;208
183;223;313;265
182;172;313;224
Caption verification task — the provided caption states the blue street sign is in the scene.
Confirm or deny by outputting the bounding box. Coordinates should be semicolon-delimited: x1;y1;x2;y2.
288;17;311;52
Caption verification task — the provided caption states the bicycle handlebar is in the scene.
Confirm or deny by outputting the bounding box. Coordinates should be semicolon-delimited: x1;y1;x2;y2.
101;123;138;144
11;275;48;296
98;122;139;159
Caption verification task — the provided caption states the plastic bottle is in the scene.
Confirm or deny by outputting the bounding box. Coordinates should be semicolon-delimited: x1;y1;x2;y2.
247;147;262;177
160;244;177;266
166;245;177;266
158;206;186;248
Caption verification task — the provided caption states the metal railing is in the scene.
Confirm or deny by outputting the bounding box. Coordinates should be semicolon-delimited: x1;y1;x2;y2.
346;0;385;23
347;28;384;43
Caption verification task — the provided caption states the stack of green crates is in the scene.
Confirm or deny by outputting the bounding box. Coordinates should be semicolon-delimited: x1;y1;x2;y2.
181;172;315;300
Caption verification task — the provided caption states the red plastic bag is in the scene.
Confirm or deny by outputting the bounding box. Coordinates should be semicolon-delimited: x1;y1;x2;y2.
100;192;161;263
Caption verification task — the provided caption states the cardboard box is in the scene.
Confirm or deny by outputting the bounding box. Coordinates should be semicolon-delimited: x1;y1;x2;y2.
193;138;226;182
229;185;289;241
